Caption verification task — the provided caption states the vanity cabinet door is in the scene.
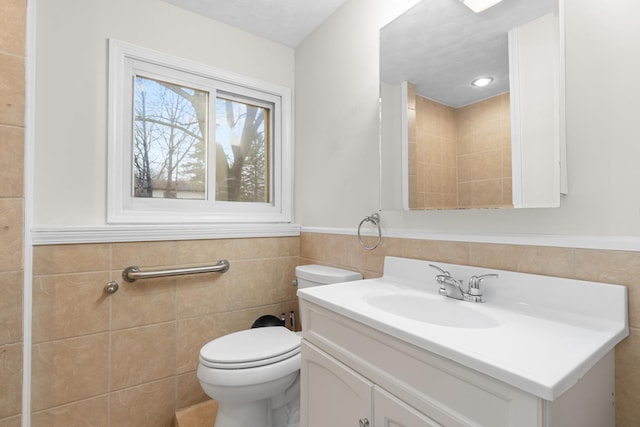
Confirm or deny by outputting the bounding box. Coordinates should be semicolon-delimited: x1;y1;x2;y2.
300;341;373;427
374;387;442;427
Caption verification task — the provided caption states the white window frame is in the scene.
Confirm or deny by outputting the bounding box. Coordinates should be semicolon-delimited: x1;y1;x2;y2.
107;39;292;224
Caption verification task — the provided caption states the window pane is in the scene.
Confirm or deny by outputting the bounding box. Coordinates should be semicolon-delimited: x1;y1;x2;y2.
215;95;271;203
133;76;208;199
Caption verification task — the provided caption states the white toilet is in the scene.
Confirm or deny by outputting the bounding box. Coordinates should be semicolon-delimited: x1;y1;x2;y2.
197;264;363;427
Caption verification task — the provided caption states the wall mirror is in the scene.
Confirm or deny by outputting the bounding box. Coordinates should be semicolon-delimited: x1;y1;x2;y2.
379;0;566;211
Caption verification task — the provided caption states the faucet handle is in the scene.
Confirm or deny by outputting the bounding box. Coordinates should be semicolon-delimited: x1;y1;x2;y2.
429;264;451;277
468;273;499;296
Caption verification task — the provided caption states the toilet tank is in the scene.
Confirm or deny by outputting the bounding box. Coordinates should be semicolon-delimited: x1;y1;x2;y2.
295;265;362;289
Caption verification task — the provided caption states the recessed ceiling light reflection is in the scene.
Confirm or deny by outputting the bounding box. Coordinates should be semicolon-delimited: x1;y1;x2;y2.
460;0;504;13
471;77;494;87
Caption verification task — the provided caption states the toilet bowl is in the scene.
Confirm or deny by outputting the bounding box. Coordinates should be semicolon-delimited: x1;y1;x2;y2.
197;327;301;427
197;264;363;427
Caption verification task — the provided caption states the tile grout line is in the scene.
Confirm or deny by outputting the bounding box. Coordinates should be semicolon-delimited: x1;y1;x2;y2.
107;242;113;427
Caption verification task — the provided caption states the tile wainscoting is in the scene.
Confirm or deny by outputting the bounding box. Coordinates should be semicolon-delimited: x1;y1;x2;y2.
30;237;299;427
0;0;26;426
14;231;640;426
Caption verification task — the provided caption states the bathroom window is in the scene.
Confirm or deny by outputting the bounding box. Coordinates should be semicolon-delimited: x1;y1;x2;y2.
107;39;291;224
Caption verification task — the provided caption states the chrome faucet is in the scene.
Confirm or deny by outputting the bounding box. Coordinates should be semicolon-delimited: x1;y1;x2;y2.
429;264;498;303
436;274;467;299
428;263;451;278
466;274;499;302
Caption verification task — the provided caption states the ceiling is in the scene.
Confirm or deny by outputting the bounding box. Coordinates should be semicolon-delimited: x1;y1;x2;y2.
380;0;557;108
161;0;556;108
161;0;349;47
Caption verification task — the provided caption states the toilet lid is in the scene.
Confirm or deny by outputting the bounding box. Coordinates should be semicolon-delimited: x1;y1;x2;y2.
200;327;301;369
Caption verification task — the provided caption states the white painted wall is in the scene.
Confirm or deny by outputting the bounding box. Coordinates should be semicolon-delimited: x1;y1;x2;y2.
33;0;294;225
293;0;418;229
34;0;640;239
295;0;640;238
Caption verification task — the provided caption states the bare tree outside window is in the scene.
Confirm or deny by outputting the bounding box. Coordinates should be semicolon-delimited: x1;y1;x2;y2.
133;76;207;199
215;96;270;203
133;76;270;203
109;40;291;224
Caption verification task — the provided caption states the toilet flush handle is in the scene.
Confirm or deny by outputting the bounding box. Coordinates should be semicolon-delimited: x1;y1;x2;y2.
359;418;370;427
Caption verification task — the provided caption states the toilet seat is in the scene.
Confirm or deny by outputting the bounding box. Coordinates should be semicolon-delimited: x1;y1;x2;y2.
200;326;301;369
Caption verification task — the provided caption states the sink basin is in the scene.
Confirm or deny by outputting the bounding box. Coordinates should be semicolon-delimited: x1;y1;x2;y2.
364;292;504;328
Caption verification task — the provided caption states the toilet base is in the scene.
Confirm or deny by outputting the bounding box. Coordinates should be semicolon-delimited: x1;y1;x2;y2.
215;400;271;427
211;375;300;427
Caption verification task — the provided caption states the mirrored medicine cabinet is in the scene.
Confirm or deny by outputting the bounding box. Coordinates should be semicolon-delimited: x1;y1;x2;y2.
379;0;567;211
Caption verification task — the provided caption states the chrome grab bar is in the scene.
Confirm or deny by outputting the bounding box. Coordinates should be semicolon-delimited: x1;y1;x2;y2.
122;259;230;282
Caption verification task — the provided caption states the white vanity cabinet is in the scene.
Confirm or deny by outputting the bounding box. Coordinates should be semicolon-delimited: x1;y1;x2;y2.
374;386;442;427
301;340;440;427
300;340;373;427
299;300;616;427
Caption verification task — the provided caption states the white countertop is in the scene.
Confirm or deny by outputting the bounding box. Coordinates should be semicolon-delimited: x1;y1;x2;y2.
297;256;629;401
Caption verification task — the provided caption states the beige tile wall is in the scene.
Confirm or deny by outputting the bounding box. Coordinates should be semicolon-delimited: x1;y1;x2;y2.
455;93;512;208
18;233;640;427
0;0;26;426
414;95;457;209
300;231;640;427
4;2;637;425
410;91;512;209
31;237;299;427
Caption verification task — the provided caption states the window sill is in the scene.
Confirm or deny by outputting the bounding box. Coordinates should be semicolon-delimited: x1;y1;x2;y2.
31;223;301;245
